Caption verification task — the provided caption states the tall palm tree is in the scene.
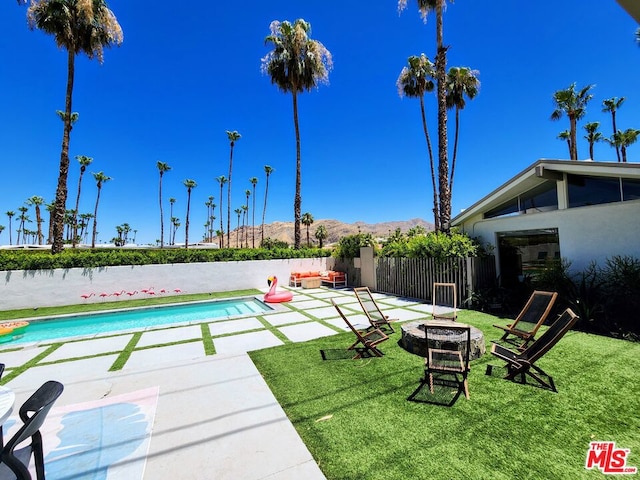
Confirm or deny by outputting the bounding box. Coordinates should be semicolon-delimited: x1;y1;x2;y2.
26;196;45;245
260;166;273;245
156;161;171;247
234;207;242;247
446;66;479;197
301;212;314;247
550;83;594;161
583;122;603;160
397;54;438;230
216;175;227;248
28;0;123;254
262;19;333;248
5;211;14;245
315;224;327;248
607;129;640;163
249;177;258;248
602;97;625;162
244;189;251;247
183;179;197;249
171;217;180;245
225;130;241;249
557;130;572;158
91;171;111;248
72;154;92;247
399;0;452;232
17;206;29;245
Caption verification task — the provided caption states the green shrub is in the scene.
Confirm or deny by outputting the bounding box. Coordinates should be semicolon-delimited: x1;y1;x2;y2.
333;233;377;259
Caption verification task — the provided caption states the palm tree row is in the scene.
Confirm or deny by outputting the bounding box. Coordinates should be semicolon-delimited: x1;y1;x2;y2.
552;85;639;162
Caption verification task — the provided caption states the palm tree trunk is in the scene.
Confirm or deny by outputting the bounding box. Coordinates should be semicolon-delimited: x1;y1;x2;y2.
227;146;234;250
261;175;270;245
612;112;621;162
589;141;594;160
621;144;627;163
91;187;101;248
449;107;460;205
35;206;43;245
219;185;224;248
159;174;165;248
569;115;578;160
72;169;84;248
292;91;302;249
252;185;256;248
52;50;76;254
185;192;191;249
435;0;450;232
420;96;439;232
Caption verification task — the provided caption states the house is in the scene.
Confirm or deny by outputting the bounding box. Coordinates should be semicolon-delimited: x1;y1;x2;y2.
451;159;640;287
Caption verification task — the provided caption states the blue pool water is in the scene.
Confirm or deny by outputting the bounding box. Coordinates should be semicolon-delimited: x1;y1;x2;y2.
8;297;271;345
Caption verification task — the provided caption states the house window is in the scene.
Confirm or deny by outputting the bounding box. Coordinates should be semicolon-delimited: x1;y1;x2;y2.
484;182;557;219
497;229;560;288
622;178;640;201
567;174;621;207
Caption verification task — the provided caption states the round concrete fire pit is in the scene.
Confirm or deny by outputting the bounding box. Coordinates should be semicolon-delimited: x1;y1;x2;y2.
400;319;486;360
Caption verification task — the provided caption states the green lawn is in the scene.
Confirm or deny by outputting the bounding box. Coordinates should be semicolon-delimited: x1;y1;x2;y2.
250;310;640;480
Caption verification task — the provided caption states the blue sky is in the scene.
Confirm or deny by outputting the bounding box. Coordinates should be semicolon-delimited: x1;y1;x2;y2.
0;1;638;245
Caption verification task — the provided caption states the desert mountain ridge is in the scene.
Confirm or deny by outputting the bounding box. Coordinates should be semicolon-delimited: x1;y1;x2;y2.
225;218;434;246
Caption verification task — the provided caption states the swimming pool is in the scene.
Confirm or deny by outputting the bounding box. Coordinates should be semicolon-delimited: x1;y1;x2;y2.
7;297;272;345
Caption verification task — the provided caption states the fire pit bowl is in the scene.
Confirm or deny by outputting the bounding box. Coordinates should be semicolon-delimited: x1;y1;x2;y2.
400;319;486;360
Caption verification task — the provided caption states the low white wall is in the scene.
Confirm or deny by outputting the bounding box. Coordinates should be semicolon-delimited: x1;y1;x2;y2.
1;258;333;310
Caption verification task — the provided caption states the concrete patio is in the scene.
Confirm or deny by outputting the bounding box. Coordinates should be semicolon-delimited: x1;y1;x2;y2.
0;287;440;479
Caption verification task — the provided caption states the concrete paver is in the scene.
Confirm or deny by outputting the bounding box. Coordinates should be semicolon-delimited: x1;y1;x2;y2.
0;288;439;479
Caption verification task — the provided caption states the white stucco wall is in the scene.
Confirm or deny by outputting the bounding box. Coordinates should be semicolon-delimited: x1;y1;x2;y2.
460;200;640;273
1;257;333;310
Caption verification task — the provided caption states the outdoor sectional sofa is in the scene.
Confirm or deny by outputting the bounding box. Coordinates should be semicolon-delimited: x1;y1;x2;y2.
289;270;347;288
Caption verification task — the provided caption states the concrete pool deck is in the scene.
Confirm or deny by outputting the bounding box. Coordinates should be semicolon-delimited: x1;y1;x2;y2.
0;287;444;479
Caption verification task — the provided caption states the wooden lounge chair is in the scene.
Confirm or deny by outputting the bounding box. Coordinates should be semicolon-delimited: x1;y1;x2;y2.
493;290;558;349
353;287;396;333
331;299;389;359
408;324;471;405
488;308;579;392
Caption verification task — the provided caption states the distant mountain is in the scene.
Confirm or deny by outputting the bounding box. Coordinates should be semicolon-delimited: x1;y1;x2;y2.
223;218;434;247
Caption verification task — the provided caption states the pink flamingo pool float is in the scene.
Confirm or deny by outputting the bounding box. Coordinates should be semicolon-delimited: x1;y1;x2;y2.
264;276;293;303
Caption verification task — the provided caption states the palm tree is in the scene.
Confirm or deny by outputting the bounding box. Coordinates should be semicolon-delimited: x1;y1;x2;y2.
171;217;180;245
17;207;29;245
607;129;640;163
216;175;227;248
234;207;242;247
550;83;594;160
183;179;197;249
262;19;333;248
244;189;251;247
225;130;241;249
91;171;112;248
399;0;452;232
446;66;479;197
26;196;45;245
315;224;327;248
28;0;123;254
5;211;14;245
79;212;92;242
156;161;171;247
583;122;603;160
249;177;258;248
397;54;439;231
301;212;314;247
602;97;625;162
557;130;572;158
0;226;4;244
71;154;92;247
260;166;273;245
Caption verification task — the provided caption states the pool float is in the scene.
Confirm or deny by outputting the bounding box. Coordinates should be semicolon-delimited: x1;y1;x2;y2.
264;276;293;303
0;321;29;343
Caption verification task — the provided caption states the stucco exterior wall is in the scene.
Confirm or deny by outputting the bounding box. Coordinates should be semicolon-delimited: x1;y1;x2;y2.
1;257;332;310
459;200;640;272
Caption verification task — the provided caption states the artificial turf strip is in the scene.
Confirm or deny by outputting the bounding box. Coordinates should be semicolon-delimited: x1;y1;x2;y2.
249;310;640;480
0;288;263;320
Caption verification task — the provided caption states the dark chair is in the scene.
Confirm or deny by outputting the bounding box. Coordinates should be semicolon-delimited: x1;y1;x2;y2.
331;299;389;359
353;287;396;333
493;290;558;349
408;324;471;406
488;308;579;392
0;380;64;480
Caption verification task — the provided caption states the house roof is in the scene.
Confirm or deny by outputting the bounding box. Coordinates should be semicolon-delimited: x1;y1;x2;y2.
617;0;640;23
451;159;640;226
